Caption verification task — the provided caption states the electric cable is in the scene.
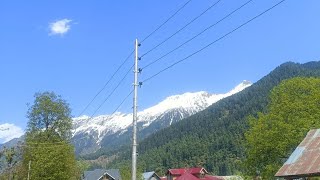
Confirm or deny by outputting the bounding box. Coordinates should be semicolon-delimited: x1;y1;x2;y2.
79;0;192;117
142;0;286;83
141;0;222;58
78;50;134;117
111;89;134;115
142;0;254;70
141;0;192;43
90;64;134;117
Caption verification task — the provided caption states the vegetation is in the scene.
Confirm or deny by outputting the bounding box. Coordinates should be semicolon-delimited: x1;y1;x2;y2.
75;160;91;180
26;91;72;141
244;77;320;178
118;162;144;180
0;146;23;179
106;61;320;176
22;91;78;180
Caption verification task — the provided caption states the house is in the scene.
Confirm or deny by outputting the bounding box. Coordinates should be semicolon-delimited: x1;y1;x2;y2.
82;169;121;180
275;129;320;179
167;168;188;180
167;167;207;179
188;167;208;178
143;171;161;180
165;167;222;180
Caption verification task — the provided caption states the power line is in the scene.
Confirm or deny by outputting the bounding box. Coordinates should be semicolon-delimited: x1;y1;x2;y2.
111;90;134;115
25;142;67;145
141;0;222;58
79;0;191;117
90;64;134;118
23;144;70;148
142;0;253;70
140;0;192;43
78;50;134;117
11;142;71;149
142;0;286;83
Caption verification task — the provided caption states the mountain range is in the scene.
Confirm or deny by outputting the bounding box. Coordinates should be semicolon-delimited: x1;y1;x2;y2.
72;80;252;155
0;80;251;157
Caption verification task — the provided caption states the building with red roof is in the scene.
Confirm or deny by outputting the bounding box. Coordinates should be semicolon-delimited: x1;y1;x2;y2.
165;167;223;180
167;167;206;179
159;167;242;180
188;167;208;176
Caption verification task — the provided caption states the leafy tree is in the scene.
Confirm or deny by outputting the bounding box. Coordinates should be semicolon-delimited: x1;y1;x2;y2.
0;142;30;179
23;143;76;180
22;91;77;180
244;77;320;178
119;162;144;180
4;147;16;168
75;160;90;180
119;164;131;180
0;147;22;180
26;91;72;142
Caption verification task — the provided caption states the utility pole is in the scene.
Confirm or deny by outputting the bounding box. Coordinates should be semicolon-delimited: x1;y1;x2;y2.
27;160;31;180
132;39;139;180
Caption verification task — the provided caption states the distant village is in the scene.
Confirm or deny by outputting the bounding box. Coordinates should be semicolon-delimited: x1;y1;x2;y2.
83;167;242;180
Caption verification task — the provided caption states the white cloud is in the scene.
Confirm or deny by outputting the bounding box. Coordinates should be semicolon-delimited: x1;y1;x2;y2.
49;18;72;35
0;123;24;143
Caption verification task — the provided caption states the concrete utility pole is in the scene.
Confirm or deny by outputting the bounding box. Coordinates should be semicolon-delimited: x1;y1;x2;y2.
27;160;31;180
132;39;139;180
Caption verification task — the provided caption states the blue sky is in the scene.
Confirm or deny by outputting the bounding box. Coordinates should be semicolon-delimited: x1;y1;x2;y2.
0;0;319;143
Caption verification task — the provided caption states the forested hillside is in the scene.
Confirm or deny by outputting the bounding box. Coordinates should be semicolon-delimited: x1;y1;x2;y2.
244;77;320;178
109;61;320;176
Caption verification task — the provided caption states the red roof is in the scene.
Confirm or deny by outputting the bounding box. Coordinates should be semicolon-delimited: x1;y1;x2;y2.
167;168;187;175
176;173;199;180
188;167;208;174
167;167;207;176
175;173;223;180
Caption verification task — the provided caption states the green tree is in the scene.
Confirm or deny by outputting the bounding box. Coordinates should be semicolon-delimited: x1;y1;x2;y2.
0;147;22;180
119;162;144;180
75;160;90;180
26;91;72;141
22;91;77;180
244;77;320;179
119;164;131;180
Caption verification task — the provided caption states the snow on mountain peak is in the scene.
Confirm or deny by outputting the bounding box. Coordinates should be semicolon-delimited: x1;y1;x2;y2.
140;91;210;115
140;81;252;117
227;80;252;95
72;81;252;144
73;115;90;122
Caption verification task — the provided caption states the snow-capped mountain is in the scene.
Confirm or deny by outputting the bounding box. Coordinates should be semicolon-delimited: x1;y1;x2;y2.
72;80;252;155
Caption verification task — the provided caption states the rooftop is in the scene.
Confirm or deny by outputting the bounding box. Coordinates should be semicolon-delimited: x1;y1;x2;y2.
275;129;320;178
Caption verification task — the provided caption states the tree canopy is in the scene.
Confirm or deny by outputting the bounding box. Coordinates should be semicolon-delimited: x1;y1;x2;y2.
244;77;320;178
23;91;77;180
26;91;72;142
